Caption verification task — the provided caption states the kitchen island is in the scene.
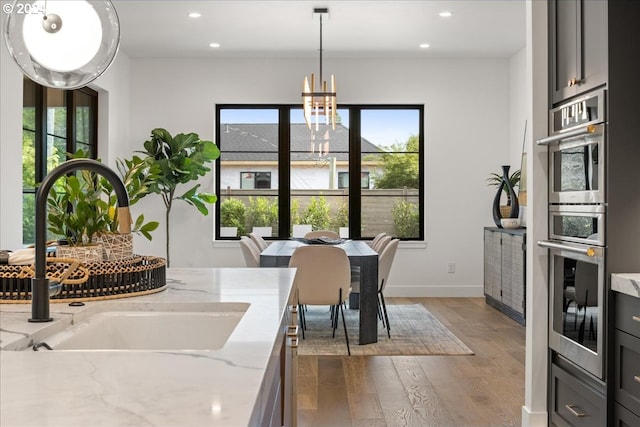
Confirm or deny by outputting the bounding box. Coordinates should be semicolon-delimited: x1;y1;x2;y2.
0;268;297;427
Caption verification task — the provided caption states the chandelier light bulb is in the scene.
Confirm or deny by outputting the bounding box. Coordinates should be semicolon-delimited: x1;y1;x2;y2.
22;1;102;73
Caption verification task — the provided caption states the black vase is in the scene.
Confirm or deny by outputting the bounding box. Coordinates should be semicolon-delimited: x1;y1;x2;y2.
492;165;519;227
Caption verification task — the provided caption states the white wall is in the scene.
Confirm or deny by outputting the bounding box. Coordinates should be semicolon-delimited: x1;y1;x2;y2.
124;55;521;296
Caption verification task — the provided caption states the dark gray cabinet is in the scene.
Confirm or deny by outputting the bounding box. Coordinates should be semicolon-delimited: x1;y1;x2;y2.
614;292;640;422
550;361;606;427
549;0;608;104
483;227;526;325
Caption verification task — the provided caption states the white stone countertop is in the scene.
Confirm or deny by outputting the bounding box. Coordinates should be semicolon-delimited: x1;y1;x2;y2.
612;273;640;299
0;268;296;427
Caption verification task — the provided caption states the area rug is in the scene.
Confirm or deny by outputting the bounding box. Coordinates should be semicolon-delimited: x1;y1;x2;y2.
297;304;474;356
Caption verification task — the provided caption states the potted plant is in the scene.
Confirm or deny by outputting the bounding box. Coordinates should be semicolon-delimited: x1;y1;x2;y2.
220;198;246;237
487;167;521;219
47;172;108;263
98;155;161;260
246;196;278;237
137;128;220;266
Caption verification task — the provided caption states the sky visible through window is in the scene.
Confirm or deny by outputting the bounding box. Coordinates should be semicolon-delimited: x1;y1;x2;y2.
219;108;419;149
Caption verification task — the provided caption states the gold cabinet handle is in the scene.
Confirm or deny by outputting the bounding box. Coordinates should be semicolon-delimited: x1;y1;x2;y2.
290;337;298;349
287;325;298;337
632;315;640;323
634;375;640;384
565;404;585;417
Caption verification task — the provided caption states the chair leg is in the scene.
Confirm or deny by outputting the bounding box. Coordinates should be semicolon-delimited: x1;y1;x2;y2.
379;291;391;338
338;290;351;356
298;304;306;339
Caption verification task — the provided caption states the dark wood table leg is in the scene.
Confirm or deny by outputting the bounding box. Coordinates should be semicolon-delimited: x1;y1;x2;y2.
357;255;378;344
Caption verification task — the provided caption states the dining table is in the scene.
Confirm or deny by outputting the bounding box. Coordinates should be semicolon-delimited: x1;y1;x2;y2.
260;239;379;345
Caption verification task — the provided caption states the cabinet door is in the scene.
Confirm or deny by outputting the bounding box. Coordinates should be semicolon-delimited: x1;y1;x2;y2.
502;233;525;316
550;0;608;104
484;229;502;302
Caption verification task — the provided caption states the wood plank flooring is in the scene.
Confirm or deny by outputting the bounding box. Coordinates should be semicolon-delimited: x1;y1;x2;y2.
296;297;526;427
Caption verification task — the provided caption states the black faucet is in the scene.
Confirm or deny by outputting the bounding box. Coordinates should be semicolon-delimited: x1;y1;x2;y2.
30;159;130;322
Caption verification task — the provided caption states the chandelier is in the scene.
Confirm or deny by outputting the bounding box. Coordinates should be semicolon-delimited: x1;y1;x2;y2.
302;8;336;131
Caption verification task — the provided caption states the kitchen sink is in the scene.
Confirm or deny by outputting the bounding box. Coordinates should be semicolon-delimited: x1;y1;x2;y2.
34;302;249;351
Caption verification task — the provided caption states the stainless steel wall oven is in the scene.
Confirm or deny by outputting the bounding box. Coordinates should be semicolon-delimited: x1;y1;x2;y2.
537;88;608;380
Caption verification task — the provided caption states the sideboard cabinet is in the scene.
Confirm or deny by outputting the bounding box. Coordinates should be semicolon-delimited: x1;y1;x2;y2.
483;227;526;325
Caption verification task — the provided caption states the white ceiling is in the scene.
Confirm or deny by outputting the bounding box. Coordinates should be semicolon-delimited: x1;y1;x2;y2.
111;0;526;59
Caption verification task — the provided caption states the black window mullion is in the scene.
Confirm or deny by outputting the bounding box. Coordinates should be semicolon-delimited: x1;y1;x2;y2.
66;90;75;155
33;82;46;183
348;107;362;239
278;107;291;239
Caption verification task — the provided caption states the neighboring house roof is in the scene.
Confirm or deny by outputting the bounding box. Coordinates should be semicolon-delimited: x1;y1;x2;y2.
219;123;382;162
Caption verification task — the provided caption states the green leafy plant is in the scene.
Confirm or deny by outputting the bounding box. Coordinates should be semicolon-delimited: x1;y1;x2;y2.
290;199;302;235
392;200;419;238
301;195;331;231
47;174;108;246
100;155;160;240
138;128;221;265
220;198;247;236
332;200;349;229
486;169;521;206
246;196;278;230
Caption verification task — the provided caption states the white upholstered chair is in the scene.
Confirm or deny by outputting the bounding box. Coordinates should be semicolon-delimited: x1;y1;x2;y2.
249;232;269;252
368;232;387;249
304;230;340;240
288;245;352;355
239;236;261;268
377;239;399;338
371;235;392;254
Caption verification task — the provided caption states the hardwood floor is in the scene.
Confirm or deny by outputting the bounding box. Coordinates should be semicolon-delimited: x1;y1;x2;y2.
296;297;526;427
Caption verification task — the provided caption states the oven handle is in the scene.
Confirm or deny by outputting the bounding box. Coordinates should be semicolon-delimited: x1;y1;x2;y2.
537;240;598;257
536;124;599;146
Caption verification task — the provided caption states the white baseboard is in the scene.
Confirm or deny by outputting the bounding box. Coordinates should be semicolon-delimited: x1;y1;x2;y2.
521;406;547;427
384;286;484;298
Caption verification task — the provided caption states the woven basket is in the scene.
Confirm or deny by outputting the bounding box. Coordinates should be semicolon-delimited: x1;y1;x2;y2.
95;233;133;261
0;255;166;303
56;244;103;263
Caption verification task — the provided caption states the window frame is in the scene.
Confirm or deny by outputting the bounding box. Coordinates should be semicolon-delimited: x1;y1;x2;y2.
22;78;98;245
215;104;424;241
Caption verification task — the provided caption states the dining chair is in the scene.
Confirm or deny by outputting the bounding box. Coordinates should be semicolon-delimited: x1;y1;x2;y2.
371;235;392;253
288;245;352;355
239;236;261;268
368;232;387;249
249;232;269;252
377;239;399;338
304;230;340;240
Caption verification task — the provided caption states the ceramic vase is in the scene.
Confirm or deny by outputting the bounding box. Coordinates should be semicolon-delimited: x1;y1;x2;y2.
492;165;519;227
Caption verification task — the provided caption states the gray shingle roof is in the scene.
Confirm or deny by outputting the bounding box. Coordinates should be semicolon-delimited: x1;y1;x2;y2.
219;123;382;162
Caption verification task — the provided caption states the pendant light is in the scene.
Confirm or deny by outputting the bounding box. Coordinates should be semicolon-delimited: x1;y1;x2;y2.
4;0;120;89
301;8;336;131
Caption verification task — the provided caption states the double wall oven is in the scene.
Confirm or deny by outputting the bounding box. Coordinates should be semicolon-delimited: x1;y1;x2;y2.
537;89;607;379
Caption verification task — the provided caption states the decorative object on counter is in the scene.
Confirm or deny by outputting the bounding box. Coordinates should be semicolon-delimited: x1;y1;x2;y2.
3;0;120;89
500;218;521;229
489;165;520;228
136;128;221;266
47;151;160;262
0;255;166;303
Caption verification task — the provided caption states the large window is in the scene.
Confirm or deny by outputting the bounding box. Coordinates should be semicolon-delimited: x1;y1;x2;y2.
215;105;423;240
22;78;98;244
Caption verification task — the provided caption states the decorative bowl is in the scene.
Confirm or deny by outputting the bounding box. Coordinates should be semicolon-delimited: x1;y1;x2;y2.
500;218;520;229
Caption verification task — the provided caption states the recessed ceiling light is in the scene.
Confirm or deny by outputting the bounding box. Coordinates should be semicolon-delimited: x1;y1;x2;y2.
419;43;430;49
439;11;453;18
188;12;201;18
209;43;221;48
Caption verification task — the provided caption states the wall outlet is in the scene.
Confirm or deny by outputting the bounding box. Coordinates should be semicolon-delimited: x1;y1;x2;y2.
447;262;456;273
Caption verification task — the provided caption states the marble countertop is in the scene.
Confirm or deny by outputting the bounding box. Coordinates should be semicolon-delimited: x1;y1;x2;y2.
0;268;296;427
612;273;640;299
